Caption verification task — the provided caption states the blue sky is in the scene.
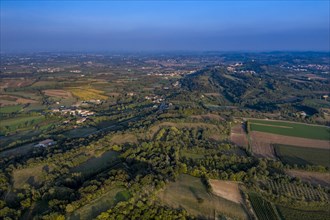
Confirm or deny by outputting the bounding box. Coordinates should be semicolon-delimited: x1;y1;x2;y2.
1;1;329;52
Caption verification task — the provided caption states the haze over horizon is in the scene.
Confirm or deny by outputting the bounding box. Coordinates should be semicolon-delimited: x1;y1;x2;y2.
1;1;329;52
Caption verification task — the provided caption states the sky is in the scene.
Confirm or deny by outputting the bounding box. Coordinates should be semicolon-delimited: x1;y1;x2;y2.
1;1;329;52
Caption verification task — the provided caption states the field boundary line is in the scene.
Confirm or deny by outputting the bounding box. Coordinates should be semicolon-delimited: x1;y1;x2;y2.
250;122;293;129
243;117;330;128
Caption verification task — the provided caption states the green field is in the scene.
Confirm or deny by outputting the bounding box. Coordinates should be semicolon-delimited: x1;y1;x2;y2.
158;174;248;220
69;187;130;220
277;205;330;220
249;119;330;140
249;193;280;220
0;115;45;134
71;151;120;178
274;144;330;167
0;105;23;114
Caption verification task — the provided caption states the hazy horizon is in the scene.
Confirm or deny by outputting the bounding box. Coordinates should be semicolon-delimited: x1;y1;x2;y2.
1;1;329;52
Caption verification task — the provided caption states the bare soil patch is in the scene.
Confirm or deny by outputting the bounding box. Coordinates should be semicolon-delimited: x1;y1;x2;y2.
209;180;243;204
231;123;248;148
43;89;72;98
286;170;330;187
251;131;329;150
251;139;276;159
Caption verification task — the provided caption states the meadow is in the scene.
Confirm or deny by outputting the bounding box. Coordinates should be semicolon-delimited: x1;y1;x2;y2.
69;187;130;220
13;165;47;189
70;151;120;178
274;144;330;167
158;174;249;220
248;119;329;140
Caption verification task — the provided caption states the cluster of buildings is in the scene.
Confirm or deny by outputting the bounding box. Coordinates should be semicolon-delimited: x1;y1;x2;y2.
147;70;196;77
37;67;63;73
145;95;164;103
226;63;256;74
52;108;95;117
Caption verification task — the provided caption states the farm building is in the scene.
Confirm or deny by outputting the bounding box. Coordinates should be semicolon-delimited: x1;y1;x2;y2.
35;139;56;148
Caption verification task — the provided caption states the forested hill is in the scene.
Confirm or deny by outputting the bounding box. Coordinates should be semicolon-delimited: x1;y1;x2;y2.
180;64;329;114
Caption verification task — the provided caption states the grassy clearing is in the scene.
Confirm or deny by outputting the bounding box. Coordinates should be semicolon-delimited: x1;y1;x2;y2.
69;187;130;220
67;87;108;100
71;151;120;178
274;144;330;167
13;165;46;188
158;174;249;220
180;150;204;159
248;193;280;220
110;133;138;145
249;119;329;140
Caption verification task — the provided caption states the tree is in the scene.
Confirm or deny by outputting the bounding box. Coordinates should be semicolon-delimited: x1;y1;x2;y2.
65;204;75;213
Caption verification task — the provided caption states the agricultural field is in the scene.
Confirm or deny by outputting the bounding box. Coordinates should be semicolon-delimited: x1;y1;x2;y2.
274;144;330;167
0;95;38;106
158;174;249;220
285;170;330;187
277;205;330;220
209;180;243;204
263;180;328;201
230;122;248;149
0;78;35;89
69;187;130;220
0;105;23;114
250;131;329;150
43;89;72;98
248;119;330;140
67;87;108;100
250;136;276;159
0;115;45;135
248;193;280;220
